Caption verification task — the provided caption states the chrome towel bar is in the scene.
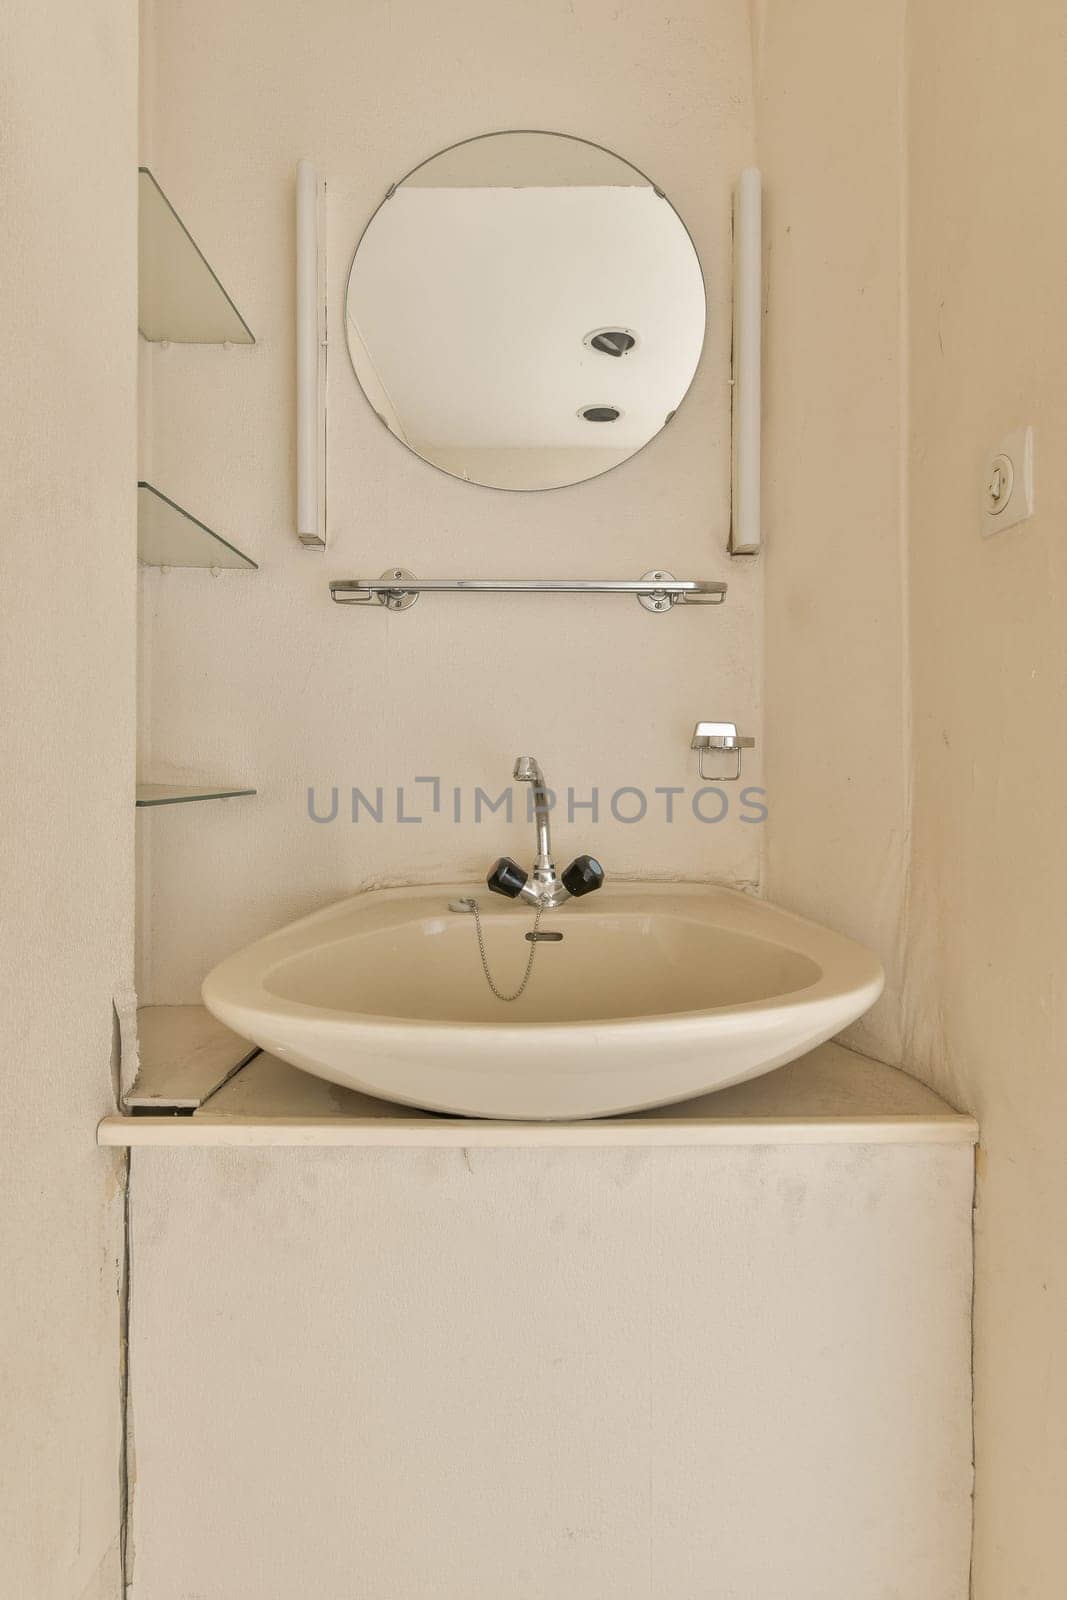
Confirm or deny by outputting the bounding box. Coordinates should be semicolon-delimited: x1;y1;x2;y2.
329;568;727;614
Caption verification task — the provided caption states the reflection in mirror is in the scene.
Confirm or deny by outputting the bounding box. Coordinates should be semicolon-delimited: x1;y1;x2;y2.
345;132;706;492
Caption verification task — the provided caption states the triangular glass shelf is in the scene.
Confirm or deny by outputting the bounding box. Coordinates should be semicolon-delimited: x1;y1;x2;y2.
138;168;255;345
137;482;257;569
135;784;257;807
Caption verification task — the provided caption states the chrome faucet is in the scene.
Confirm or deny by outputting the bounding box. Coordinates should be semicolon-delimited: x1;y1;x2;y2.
487;755;604;910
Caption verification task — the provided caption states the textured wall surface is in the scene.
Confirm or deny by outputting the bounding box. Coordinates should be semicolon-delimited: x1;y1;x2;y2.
136;0;760;1002
128;1143;974;1600
752;0;910;1063
0;1;138;1593
906;2;1067;1593
127;5;997;1596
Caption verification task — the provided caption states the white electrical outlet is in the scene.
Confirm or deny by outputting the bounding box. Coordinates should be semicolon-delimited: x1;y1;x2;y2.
981;425;1034;537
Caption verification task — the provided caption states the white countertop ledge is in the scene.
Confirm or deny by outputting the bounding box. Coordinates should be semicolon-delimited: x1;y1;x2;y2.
98;1042;978;1149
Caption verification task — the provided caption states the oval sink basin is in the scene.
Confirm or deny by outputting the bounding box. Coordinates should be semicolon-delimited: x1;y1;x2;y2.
202;882;883;1120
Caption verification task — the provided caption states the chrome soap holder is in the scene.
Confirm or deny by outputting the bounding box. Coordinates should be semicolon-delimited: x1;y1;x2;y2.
691;721;755;781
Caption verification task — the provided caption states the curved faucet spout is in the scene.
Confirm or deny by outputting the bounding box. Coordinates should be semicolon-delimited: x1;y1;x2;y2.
513;754;553;876
488;753;605;910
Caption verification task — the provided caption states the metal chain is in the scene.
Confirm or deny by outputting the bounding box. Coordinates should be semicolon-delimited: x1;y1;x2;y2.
468;898;543;1002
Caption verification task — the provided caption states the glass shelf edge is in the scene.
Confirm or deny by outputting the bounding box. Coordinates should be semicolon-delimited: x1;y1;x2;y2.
135;785;257;808
138;167;255;345
136;481;258;570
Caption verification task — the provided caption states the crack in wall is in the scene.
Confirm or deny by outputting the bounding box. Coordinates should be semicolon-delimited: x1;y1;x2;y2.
968;1149;981;1600
119;1150;134;1595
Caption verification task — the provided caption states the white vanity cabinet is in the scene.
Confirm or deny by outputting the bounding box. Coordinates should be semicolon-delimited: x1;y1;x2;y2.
120;1046;975;1600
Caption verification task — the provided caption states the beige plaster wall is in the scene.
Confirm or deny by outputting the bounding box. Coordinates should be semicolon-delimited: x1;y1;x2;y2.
905;3;1067;1593
756;0;1067;1588
752;0;910;1062
0;1;138;1594
136;0;760;1002
137;2;1067;1593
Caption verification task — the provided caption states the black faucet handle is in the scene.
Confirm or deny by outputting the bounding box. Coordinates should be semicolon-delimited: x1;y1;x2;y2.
487;857;529;899
561;854;605;898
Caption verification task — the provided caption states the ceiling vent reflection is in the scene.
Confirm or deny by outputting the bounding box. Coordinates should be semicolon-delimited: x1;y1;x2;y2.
584;327;638;357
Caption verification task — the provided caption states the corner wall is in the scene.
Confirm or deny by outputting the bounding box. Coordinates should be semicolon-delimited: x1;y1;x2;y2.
758;0;1067;1587
752;0;910;1063
906;2;1067;1592
0;3;137;1593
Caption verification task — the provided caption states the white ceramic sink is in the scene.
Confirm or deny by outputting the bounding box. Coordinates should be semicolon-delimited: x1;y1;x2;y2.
202;882;884;1121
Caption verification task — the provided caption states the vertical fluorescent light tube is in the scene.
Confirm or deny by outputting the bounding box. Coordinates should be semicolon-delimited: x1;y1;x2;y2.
730;167;762;554
296;157;325;548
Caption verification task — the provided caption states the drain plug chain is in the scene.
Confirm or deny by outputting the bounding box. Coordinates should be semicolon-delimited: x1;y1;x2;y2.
461;897;545;1002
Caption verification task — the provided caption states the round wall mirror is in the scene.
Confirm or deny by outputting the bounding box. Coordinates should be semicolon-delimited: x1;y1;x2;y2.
345;131;706;492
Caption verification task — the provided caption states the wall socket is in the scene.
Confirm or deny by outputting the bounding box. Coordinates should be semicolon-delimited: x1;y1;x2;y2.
981;425;1034;537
